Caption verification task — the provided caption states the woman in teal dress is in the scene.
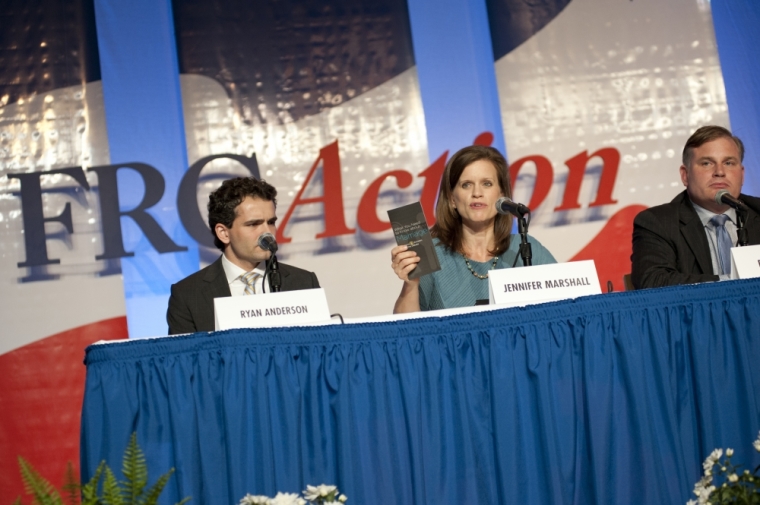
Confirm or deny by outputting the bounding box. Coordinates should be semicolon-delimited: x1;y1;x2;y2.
391;145;556;312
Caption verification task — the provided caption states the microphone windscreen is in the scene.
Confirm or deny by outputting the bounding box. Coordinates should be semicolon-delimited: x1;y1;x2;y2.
714;190;729;205
257;232;278;253
495;197;510;215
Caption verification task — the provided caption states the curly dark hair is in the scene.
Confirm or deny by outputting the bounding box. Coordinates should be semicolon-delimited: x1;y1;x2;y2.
683;125;744;167
430;145;513;256
208;177;277;251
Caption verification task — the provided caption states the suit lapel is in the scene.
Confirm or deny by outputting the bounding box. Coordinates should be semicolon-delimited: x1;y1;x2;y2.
279;263;290;288
678;195;714;275
202;256;231;306
740;196;760;245
748;214;760;243
199;256;232;329
264;259;290;291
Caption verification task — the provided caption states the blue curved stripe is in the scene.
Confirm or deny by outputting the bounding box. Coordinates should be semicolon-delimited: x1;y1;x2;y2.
407;0;507;161
711;0;760;198
94;0;198;338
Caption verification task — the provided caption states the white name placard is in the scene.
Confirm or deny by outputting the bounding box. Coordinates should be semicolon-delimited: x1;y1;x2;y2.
488;260;602;307
730;244;760;280
214;288;332;331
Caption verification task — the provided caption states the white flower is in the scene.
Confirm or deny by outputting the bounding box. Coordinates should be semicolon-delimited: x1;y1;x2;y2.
239;494;272;505
754;431;760;452
303;484;338;501
697;485;715;505
726;448;734;457
702;459;714;475
702;448;723;475
269;492;306;505
302;484;337;501
728;473;739;483
709;448;723;462
686;500;697;505
338;495;347;503
693;474;713;499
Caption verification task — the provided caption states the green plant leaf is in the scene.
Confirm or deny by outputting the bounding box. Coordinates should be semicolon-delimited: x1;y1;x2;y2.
17;456;64;505
62;461;80;505
101;466;124;505
121;433;148;504
15;433;188;505
140;468;174;505
81;461;106;505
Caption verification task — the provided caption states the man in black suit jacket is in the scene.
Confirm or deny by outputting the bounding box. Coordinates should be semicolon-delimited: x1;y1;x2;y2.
632;125;760;289
167;177;320;334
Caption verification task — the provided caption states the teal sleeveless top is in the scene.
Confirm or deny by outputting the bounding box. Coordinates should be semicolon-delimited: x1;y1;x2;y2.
418;236;557;311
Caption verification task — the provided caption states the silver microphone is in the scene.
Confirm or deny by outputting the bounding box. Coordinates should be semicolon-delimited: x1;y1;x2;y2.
714;190;748;211
495;197;530;217
257;232;278;253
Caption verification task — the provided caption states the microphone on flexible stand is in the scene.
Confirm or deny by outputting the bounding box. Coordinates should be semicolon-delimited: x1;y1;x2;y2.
257;232;282;292
714;190;748;212
495;197;530;217
714;190;749;247
267;255;282;292
495;197;533;266
257;232;278;254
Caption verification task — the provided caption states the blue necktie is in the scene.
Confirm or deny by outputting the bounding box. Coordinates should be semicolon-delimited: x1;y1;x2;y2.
710;214;733;275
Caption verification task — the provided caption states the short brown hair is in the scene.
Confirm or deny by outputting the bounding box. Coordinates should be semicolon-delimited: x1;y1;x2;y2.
208;177;277;251
430;145;513;256
682;125;744;167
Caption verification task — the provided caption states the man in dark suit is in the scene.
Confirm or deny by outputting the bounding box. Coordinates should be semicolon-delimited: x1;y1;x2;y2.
167;177;320;334
632;125;760;289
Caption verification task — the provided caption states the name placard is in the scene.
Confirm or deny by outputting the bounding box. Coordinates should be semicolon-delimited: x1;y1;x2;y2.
488;260;602;307
214;288;332;331
730;244;760;280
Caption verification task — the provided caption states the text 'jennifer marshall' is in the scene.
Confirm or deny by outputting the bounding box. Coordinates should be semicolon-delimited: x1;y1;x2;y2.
240;305;309;318
503;277;591;292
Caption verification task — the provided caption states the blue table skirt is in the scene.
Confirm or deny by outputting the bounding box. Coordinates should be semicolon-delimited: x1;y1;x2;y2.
81;279;760;505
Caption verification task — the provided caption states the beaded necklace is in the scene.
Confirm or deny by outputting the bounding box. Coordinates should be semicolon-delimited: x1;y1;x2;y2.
463;254;499;279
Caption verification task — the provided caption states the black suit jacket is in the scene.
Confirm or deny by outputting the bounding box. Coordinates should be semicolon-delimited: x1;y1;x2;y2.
166;255;320;334
631;190;760;289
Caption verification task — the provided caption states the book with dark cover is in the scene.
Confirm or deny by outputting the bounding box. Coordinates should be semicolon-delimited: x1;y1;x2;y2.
387;202;442;279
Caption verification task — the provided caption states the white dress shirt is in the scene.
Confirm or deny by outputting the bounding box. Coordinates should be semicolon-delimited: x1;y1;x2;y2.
221;254;266;295
691;202;737;279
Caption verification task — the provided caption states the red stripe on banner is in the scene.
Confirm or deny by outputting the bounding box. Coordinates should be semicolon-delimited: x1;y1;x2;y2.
570;205;647;292
0;317;128;501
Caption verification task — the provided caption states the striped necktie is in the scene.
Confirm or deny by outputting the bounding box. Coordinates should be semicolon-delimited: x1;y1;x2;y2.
709;214;733;275
240;271;262;295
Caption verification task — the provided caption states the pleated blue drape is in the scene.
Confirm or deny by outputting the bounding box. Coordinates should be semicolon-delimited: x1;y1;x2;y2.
81;279;760;505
